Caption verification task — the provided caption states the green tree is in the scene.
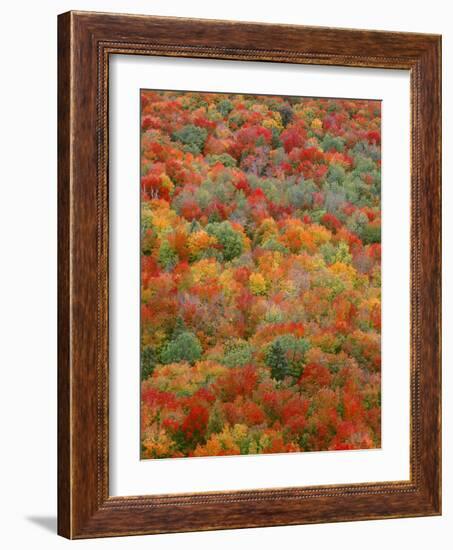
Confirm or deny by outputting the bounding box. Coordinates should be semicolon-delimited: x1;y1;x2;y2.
263;335;312;379
141;346;156;381
361;224;381;244
275;334;311;378
207;402;225;435
322;135;345;153
160;331;202;365
319;242;336;265
221;339;253;368
265;340;289;381
206;221;244;261
158;240;177;271
205;153;237;167
277;104;294;127
334;241;353;264
172;124;208;155
217;99;234;117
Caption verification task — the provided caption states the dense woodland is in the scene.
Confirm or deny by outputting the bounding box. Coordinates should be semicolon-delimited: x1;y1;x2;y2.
140;90;381;458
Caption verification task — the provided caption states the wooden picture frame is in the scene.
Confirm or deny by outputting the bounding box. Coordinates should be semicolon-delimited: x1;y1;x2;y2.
58;10;441;539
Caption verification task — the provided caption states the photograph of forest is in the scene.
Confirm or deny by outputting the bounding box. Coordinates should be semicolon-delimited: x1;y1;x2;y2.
140;90;381;459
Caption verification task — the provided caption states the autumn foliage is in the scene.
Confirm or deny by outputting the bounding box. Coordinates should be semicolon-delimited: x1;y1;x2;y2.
140;91;381;459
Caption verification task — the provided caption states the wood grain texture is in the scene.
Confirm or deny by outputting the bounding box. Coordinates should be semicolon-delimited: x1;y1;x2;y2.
57;10;441;539
57;10;72;538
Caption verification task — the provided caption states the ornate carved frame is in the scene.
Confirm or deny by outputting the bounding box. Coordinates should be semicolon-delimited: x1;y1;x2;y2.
58;11;441;538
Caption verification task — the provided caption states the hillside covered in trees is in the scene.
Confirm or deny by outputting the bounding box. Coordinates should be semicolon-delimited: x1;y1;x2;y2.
140;90;381;459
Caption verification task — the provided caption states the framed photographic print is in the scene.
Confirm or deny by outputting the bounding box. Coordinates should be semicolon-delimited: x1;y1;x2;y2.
58;11;441;538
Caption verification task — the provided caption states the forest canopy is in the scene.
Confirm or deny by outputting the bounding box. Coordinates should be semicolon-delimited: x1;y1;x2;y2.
140;90;381;459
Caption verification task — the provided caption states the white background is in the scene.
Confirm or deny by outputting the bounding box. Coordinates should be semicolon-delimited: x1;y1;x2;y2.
110;57;410;496
0;0;450;548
